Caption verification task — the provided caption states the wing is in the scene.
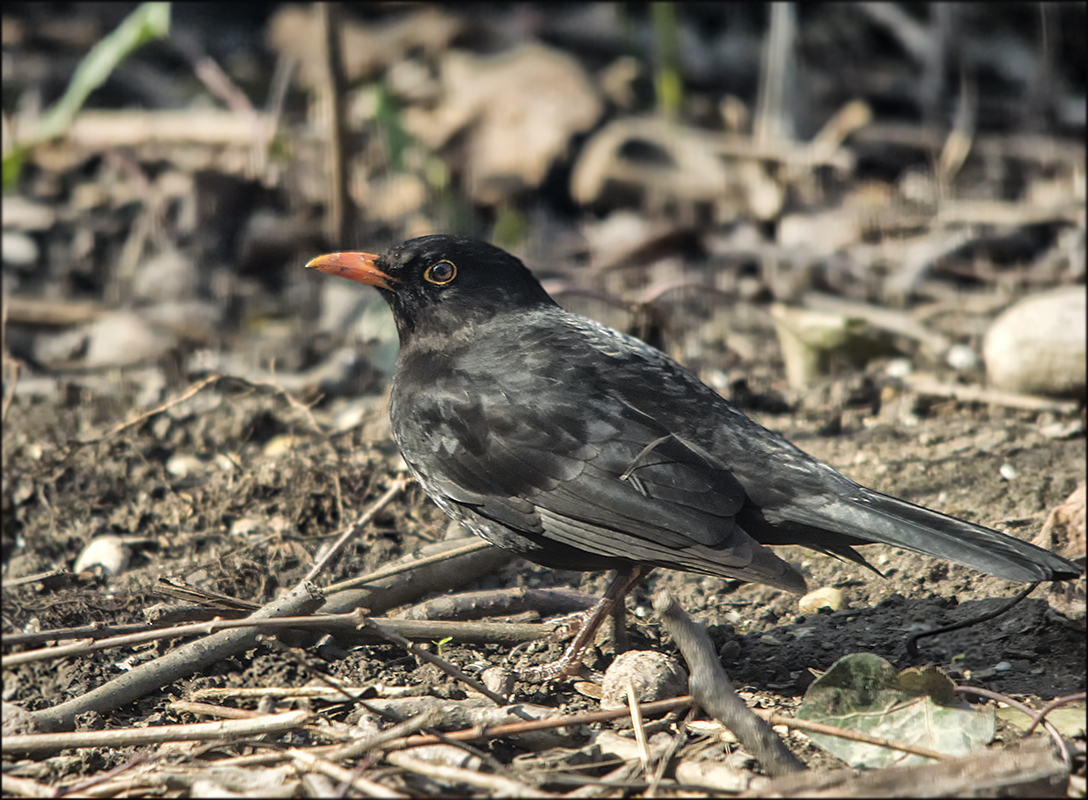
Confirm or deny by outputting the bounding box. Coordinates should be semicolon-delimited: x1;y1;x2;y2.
391;361;806;593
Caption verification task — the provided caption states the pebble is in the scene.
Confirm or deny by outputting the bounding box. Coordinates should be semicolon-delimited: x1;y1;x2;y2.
74;535;130;578
34;310;175;370
1;231;39;267
131;250;198;303
599;651;688;710
799;587;844;614
480;667;515;698
983;287;1086;398
945;343;978;372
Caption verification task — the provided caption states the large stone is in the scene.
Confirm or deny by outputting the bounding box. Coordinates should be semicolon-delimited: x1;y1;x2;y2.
983;287;1086;398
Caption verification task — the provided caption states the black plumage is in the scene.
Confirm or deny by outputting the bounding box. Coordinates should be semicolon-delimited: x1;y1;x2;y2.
307;235;1081;667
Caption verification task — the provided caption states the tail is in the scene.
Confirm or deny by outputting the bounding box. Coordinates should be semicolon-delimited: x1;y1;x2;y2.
786;488;1082;583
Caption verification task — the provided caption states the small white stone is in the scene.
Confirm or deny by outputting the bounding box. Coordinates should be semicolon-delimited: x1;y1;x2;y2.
798;587;844;614
945;343;978;371
74;536;130;578
884;358;914;378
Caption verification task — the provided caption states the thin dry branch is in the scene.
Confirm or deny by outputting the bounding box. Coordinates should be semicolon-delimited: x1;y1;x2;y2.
654;590;806;777
3;710;310;758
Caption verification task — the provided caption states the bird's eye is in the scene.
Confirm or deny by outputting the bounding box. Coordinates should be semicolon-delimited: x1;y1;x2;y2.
424;260;457;285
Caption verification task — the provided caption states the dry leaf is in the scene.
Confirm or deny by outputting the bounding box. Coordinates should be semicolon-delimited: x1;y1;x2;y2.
406;43;602;205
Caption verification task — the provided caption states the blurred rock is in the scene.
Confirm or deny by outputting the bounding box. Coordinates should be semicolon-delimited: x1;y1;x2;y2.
132;249;198;303
944;343;979;372
34;310;176;370
2;702;40;737
778;209;861;258
770;304;880;388
675;756;757;793
2;197;56;231
147;300;223;344
983;287;1086;398
481;667;515;698
592;729;672;761
2;231;39;267
1035;482;1086;628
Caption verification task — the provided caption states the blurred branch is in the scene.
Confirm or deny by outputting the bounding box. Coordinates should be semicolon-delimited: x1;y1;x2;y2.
316;2;351;245
755;2;796;144
3;2;171;188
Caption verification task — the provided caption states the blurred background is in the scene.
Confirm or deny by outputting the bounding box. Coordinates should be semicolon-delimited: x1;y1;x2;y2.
3;2;1084;407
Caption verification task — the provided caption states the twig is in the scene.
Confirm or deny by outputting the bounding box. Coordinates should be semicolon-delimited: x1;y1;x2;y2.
0;566;72;591
758;734;1068;796
317;538;515;619
1;296;105;326
251;636;507;777
324;538;494;593
3;710;310;758
27;581;325;733
81;373;221;443
647;707;696;796
290;748;410;798
254;55;295;180
754;1;796;145
81;371;328;447
307;707;442;764
67;109;264;148
626;681;651;773
305;478;409;581
49;752;154;797
761;709;950;762
396;585;597;622
361;615;509;705
173;699;358;744
654;590;806;777
899;375;1081;413
384;750;547;798
173;34;256;115
954;685;1069;765
3;614;555;668
387;696;694;749
1;356;19;423
1024;691;1087;736
316;1;350;245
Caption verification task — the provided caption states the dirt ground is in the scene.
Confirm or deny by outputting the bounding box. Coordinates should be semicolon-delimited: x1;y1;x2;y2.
3;349;1083;744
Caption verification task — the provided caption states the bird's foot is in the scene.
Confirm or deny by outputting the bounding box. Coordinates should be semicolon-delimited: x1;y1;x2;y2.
542;611;588;642
515;565;650;684
517;645;602;684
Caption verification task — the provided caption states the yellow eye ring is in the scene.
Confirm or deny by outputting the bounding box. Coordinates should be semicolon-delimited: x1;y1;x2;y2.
424;260;457;285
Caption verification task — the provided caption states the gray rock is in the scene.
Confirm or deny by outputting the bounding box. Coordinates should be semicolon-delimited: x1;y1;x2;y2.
983;287;1086;398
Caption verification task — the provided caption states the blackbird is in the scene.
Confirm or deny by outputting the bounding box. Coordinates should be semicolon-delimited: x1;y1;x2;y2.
308;235;1081;678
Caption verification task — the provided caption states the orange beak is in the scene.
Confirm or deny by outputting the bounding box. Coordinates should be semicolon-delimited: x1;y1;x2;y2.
305;252;398;290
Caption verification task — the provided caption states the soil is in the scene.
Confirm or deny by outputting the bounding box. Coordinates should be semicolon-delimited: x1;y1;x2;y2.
4;354;1083;733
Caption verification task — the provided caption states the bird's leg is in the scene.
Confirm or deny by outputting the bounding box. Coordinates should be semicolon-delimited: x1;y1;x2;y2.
610;592;628;654
519;564;651;683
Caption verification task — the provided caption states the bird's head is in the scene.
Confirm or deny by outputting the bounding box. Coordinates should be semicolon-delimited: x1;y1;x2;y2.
307;235;556;346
